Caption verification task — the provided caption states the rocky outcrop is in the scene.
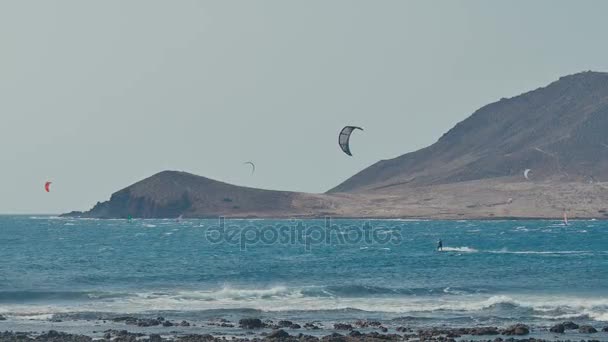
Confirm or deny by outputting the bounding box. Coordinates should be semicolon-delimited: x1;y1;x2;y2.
239;318;265;329
501;324;529;336
579;325;598;333
549;323;565;333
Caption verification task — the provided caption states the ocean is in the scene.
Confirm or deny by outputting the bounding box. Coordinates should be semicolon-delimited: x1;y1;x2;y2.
0;216;606;338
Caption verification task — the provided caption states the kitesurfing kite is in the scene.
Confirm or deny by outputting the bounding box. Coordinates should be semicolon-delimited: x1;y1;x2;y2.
44;181;52;193
244;161;255;175
523;169;531;180
338;126;363;156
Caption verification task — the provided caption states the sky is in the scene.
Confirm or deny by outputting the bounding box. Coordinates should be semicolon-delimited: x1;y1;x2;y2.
2;0;608;214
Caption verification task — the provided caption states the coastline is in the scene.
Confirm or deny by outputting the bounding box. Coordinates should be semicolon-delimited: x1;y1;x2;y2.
0;317;606;342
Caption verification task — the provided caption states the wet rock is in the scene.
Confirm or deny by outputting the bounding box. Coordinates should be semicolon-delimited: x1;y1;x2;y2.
332;323;353;331
137;318;162;327
162;321;174;327
267;329;290;339
178;334;217;342
298;335;319;342
353;320;382;328
379;327;388;333
469;326;499;335
320;332;347;342
180;321;191;327
395;326;411;333
603;326;608;332
289;323;300;329
36;330;93;342
277;321;293;328
562;321;579;330
149;334;163;342
239;318;264;329
304;323;320;330
579;325;598;333
0;315;5;321
348;331;362;337
501;323;529;336
549;323;565;333
112;316;138;324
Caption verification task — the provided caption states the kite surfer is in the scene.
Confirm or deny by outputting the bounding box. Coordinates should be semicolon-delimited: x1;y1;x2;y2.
437;239;443;252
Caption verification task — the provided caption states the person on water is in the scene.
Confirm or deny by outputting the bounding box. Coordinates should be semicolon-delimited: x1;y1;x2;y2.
437;239;443;251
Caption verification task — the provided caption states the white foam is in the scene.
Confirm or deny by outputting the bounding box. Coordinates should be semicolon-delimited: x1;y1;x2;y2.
441;246;478;253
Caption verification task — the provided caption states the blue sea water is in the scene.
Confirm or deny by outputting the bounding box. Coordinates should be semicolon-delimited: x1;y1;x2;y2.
0;216;606;334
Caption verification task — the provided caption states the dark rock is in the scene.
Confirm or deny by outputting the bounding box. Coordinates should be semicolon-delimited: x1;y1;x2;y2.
469;327;499;335
178;334;216;342
35;330;93;342
353;320;382;328
180;321;191;327
162;320;174;327
348;331;362;337
137;319;162;327
501;324;529;336
562;321;579;330
112;316;138;324
579;325;598;333
277;320;293;328
0;315;5;321
267;329;290;339
304;323;320;330
332;323;353;331
239;318;264;329
298;335;319;342
320;333;347;342
149;334;162;342
603;326;608;332
549;323;565;333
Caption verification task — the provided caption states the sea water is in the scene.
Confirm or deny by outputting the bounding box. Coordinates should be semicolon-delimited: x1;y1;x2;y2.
0;216;606;335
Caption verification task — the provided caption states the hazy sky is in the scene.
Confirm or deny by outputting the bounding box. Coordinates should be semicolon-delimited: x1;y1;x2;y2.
2;1;608;214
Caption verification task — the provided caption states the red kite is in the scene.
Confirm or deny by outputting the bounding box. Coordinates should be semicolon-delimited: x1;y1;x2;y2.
45;181;52;193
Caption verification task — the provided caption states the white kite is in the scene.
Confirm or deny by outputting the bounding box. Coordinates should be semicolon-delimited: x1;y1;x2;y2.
524;169;531;180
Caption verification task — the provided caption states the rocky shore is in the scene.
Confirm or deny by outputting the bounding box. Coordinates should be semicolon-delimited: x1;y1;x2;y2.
0;318;606;342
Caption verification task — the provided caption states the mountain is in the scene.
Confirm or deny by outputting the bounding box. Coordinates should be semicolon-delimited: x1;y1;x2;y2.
329;71;608;192
64;71;608;219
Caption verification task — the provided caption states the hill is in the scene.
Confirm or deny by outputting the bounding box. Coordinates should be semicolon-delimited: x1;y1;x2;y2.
62;171;342;218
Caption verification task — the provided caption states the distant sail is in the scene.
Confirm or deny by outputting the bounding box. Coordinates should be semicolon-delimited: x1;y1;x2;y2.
523;169;531;180
244;161;256;175
563;211;569;226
